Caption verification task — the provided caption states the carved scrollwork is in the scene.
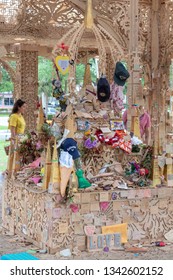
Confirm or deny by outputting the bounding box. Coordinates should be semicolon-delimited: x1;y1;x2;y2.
0;0;26;33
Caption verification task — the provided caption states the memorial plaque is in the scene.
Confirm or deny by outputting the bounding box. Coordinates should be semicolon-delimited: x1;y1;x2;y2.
80;204;90;214
83;213;94;224
99;192;109;202
74;222;84;235
113;201;122;211
59;222;68;234
90;202;100;212
72;212;81;222
76;235;86;250
128;190;137;199
52;208;63;219
81;193;91;204
94;216;102;226
84;225;96;236
120;191;128;198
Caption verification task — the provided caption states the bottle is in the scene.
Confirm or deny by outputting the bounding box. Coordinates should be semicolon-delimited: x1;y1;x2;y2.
155;241;166;247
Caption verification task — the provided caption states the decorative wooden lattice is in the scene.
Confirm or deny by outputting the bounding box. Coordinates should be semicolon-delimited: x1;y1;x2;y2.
3;178;173;253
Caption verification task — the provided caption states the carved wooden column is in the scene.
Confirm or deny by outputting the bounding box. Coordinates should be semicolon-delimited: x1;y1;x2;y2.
150;0;160;149
15;44;38;131
127;0;140;131
159;1;173;148
106;53;114;83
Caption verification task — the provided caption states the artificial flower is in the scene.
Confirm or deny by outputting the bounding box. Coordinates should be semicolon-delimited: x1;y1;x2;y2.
84;136;98;149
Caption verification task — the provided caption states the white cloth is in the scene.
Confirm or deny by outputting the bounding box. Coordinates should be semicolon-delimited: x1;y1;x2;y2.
131;136;143;145
59;150;73;168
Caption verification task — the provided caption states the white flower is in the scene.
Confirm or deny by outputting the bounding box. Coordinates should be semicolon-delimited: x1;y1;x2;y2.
20;135;28;143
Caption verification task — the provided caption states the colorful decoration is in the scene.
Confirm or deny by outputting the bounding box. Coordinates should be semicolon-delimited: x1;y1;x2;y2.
118;139;132;154
95;129;132;154
110;119;125;131
102;223;128;243
84;135;98;149
110;83;124;115
57;43;69;51
55;56;69;75
29;176;42;184
18;132;44;165
70;204;79;213
76;169;91;189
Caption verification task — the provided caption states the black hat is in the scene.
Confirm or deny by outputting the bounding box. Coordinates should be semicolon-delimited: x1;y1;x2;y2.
114;62;130;86
97;76;111;102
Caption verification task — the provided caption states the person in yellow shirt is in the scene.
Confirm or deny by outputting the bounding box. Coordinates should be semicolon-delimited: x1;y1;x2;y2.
9;99;26;139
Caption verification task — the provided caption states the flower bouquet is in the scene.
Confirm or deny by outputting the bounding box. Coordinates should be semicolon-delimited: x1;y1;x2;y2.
18;131;44;165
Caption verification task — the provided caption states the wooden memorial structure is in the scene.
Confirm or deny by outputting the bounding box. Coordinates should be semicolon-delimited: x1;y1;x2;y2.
1;0;173;253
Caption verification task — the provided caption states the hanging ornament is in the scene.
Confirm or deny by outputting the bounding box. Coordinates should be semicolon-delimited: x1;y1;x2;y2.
55;42;69;56
57;43;69;51
83;59;92;88
55;56;69;75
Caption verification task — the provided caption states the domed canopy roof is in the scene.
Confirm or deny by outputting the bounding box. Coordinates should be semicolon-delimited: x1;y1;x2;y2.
0;0;153;54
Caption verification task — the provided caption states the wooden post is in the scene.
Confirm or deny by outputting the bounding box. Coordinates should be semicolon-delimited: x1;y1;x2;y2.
15;44;38;131
127;0;140;132
48;138;60;194
151;0;161;187
42;141;52;190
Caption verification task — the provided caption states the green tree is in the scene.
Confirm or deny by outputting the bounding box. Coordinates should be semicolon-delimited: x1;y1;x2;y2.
75;58;97;86
38;56;55;97
0;68;14;92
0;61;16;93
0;56;97;96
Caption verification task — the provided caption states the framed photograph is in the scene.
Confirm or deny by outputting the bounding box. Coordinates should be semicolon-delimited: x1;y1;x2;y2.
77;119;87;131
110;120;125;131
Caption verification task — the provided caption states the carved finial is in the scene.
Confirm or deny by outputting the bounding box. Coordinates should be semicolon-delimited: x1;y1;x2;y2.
83;58;92;87
84;0;94;29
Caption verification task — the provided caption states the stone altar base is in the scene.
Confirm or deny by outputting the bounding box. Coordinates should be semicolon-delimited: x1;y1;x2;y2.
2;179;173;254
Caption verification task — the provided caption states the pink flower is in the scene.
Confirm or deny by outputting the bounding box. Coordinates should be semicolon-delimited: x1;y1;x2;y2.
36;141;42;150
